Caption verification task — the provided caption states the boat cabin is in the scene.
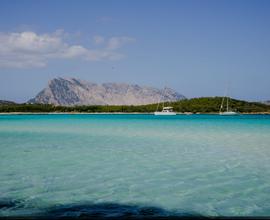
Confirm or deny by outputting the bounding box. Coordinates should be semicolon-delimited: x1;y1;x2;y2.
162;107;174;112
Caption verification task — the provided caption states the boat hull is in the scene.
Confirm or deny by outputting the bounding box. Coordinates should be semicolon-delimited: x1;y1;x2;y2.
154;112;177;116
219;111;239;116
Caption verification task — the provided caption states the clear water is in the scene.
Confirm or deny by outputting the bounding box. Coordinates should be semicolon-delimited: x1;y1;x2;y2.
0;114;270;217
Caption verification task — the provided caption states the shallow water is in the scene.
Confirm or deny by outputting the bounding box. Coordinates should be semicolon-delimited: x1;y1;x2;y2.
0;114;270;217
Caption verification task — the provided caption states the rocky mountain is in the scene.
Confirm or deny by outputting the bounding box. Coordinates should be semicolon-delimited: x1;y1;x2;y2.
29;77;185;106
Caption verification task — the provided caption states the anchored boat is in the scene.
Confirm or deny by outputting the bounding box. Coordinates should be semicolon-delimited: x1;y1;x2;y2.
219;96;238;116
154;106;177;115
154;87;177;116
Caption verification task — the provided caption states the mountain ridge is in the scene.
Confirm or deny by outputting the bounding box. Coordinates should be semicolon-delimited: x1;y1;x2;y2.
29;77;186;106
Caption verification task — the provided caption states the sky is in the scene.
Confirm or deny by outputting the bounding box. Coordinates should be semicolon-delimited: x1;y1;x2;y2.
0;0;269;103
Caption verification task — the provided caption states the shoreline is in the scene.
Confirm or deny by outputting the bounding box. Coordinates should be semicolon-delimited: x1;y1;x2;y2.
0;112;270;115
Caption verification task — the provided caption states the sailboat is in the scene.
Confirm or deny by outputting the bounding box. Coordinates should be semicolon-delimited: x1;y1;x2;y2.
154;88;177;115
154;106;177;115
219;96;238;116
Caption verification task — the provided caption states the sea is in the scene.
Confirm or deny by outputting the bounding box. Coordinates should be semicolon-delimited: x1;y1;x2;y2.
0;114;270;217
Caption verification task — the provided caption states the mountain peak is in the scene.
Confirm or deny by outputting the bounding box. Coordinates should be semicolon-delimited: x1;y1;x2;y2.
29;77;185;106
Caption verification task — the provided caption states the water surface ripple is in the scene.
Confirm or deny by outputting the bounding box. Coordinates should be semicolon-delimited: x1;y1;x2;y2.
0;114;270;217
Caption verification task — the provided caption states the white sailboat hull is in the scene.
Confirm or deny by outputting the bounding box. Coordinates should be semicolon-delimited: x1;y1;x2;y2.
154;111;177;115
219;111;238;116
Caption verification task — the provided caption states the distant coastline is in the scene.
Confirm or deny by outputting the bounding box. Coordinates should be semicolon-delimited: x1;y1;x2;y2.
1;97;270;114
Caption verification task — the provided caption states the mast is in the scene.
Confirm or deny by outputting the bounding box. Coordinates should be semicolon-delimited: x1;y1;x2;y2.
156;96;161;112
220;97;224;113
226;96;229;112
222;82;230;113
162;87;165;109
155;87;165;112
219;90;226;113
219;82;238;115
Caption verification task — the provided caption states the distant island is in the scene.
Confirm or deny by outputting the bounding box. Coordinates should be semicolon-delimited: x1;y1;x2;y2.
28;77;185;106
1;77;269;114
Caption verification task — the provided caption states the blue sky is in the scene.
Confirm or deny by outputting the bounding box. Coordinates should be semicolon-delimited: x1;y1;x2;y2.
0;0;269;102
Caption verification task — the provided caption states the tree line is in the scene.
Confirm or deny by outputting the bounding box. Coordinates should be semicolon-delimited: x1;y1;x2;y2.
0;97;269;113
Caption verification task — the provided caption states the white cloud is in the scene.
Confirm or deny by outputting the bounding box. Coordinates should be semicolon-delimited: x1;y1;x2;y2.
57;45;88;59
0;31;135;68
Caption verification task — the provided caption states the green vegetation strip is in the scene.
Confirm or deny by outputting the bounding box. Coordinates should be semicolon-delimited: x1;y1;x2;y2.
0;97;269;113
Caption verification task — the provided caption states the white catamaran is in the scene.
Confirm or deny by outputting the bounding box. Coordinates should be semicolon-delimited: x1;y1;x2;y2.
154;106;177;115
154;88;177;115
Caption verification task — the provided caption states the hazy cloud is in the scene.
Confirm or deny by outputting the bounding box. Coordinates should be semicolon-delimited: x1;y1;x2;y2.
107;37;136;50
93;35;105;45
0;31;135;68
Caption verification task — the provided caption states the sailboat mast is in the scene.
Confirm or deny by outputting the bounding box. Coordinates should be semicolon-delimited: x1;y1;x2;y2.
155;87;165;112
226;96;229;112
162;87;165;109
219;82;238;115
220;89;226;113
156;94;161;112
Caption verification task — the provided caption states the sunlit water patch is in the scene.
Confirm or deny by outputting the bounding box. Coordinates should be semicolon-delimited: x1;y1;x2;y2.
1;114;270;217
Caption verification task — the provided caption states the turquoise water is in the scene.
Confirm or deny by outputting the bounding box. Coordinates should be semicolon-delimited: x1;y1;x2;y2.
1;114;270;217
